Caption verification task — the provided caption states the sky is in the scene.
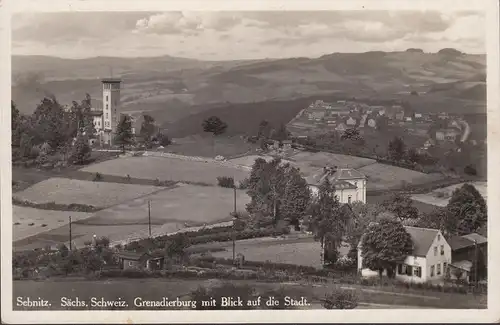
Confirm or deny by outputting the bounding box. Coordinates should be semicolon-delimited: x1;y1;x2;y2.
11;10;486;60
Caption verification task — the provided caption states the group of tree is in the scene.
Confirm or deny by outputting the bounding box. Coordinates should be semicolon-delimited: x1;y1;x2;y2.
254;120;291;150
416;183;487;236
202;115;228;155
245;157;311;229
12;95;96;165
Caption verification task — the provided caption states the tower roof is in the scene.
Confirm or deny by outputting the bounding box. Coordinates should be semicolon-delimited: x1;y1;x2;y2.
101;78;122;84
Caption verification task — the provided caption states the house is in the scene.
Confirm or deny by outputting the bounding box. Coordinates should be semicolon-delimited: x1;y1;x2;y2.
357;226;452;283
308;111;325;120
414;113;423;119
423;138;436;149
335;123;347;132
307;166;366;204
438;112;449;120
115;251;165;271
395;111;405;121
436;128;461;142
447;233;487;282
404;116;413;122
358;114;368;128
282;140;293;150
346;117;357;126
367;118;377;128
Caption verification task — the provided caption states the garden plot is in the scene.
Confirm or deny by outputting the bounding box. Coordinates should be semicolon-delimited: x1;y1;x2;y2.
412;181;487;207
14;184;251;251
80;156;250;185
357;163;444;191
13;206;91;242
13;177;164;208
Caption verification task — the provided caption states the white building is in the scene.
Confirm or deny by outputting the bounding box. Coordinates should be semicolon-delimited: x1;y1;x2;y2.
357;226;452;283
307;167;367;204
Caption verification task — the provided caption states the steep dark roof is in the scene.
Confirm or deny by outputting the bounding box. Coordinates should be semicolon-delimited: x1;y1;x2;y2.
449;233;487;250
404;226;439;257
115;251;149;261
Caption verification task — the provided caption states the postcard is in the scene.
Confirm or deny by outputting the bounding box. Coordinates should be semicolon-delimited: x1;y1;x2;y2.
1;0;499;323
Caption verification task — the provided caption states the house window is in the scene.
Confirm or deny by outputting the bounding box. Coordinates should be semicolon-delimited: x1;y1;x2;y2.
348;196;352;204
413;266;421;278
440;245;444;255
437;263;441;275
106;113;109;119
434;247;437;256
106;96;108;102
437;234;441;241
106;104;109;110
430;265;435;277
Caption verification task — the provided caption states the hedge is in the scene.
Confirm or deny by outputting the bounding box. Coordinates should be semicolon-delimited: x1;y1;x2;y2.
12;198;100;213
125;227;289;251
359;277;486;295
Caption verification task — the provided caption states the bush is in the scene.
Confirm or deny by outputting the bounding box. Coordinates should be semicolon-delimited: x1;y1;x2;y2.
464;164;477;176
323;289;359;309
217;176;235;188
93;172;102;182
238;178;250;190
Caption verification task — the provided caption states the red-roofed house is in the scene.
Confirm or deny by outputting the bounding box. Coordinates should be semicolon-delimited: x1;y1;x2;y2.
357;226;452;283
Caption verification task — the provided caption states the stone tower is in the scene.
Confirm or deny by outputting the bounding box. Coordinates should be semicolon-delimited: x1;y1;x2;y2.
101;78;122;145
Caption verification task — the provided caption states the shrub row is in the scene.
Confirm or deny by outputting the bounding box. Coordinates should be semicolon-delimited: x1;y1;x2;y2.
359;277;486;295
12;198;100;213
125;227;288;251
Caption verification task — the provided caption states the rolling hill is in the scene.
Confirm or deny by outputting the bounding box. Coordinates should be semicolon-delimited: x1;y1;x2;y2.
12;50;486;137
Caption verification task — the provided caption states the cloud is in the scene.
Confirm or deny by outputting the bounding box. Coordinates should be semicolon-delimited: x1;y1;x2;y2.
11;10;486;59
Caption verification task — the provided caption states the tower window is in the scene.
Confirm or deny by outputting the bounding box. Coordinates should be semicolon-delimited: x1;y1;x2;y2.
348;196;352;204
106;104;108;110
106;113;108;119
106;96;109;102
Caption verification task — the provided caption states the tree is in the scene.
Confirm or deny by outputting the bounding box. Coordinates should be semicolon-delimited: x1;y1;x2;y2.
309;178;350;264
388;136;406;161
407;148;421;164
154;131;172;147
257;120;272;139
344;202;383;249
382;193;419;222
270;123;290;142
415;208;450;233
19;133;34;158
202;116;228;156
81;94;96;139
360;219;413;277
164;234;190;260
245;158;310;227
202;116;227;136
11;101;22;147
32;97;68;149
445;184;487;235
69;135;91;165
114;114;134;153
140;114;156;148
341;128;361;141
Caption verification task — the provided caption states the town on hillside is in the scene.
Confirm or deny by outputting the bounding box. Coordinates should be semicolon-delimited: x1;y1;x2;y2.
7;8;491;320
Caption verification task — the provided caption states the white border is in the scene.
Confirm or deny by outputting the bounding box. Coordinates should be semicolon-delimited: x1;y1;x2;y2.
1;0;499;323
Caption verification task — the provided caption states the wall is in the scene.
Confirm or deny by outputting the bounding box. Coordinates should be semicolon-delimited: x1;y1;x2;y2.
425;231;452;282
394;255;427;283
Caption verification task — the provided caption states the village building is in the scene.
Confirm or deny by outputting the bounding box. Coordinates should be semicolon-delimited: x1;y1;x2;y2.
115;251;165;271
357;226;452;283
447;233;487;282
436;128;461;142
346;117;357;126
395;111;405;121
367;118;377;128
335;123;347;132
307;166;366;204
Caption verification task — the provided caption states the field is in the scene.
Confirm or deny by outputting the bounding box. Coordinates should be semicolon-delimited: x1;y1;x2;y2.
80;156;250;185
411;181;487;207
358;163;444;191
14;184;250;251
166;135;257;158
13;178;165;208
288;151;376;169
190;235;352;268
13;206;91;242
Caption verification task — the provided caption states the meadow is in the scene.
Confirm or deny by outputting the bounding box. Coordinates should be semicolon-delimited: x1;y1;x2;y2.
80;156;250;185
13;206;91;242
13;178;165;208
411;181;487;207
13;184;250;251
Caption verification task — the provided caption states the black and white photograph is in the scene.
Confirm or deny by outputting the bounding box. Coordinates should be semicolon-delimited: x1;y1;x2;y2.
1;0;499;323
